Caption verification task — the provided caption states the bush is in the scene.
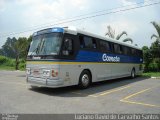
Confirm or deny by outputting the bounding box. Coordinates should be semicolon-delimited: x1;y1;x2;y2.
19;59;26;70
5;59;15;67
148;62;160;72
0;56;15;66
0;56;8;64
0;56;27;70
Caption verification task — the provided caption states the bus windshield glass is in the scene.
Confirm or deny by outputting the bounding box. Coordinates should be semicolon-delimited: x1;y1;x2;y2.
28;33;62;56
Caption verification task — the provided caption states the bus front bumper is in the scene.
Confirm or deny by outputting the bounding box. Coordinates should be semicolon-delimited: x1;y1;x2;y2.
26;77;64;88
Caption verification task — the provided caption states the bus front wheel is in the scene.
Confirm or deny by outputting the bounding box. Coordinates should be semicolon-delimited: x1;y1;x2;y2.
78;70;91;89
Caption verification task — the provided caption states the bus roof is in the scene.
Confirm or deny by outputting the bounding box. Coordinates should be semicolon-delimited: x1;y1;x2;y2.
34;26;141;50
63;26;141;50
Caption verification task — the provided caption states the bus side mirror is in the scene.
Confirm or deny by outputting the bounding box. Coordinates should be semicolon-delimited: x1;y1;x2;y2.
63;39;73;56
64;39;70;51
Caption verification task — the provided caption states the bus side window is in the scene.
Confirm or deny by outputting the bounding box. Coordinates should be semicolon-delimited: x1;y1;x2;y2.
100;41;105;52
84;37;93;48
62;38;73;56
114;44;122;54
138;50;143;57
127;48;131;56
120;45;123;54
79;36;84;48
79;35;97;49
92;38;97;49
123;46;128;55
100;41;111;53
131;49;136;56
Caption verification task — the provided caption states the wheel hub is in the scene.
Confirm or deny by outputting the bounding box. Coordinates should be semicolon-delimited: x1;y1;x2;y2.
82;74;89;86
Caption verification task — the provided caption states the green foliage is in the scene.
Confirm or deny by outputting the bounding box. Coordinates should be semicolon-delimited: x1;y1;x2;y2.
0;36;32;59
0;37;17;58
143;21;160;72
142;46;152;72
0;55;25;71
4;59;15;67
143;43;160;72
0;36;32;70
19;59;26;70
150;40;160;58
151;21;160;42
0;66;15;71
148;62;159;72
0;56;8;64
142;72;160;77
0;56;14;66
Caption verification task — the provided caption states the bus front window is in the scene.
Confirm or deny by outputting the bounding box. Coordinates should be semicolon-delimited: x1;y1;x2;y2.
28;33;62;56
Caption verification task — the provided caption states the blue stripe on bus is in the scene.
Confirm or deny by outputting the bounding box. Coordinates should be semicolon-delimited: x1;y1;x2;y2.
70;50;142;63
27;50;143;64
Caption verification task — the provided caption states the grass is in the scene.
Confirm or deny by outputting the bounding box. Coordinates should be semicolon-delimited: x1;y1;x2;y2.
0;55;26;71
0;65;15;71
142;72;160;77
0;65;25;71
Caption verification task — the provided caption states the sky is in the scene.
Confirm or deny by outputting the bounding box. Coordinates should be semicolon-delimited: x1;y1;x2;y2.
0;0;160;48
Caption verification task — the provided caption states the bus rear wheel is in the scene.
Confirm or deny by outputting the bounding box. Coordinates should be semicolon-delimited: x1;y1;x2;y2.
131;69;135;79
78;70;91;89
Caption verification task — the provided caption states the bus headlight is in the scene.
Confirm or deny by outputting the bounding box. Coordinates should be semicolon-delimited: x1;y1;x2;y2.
43;70;50;77
26;68;31;75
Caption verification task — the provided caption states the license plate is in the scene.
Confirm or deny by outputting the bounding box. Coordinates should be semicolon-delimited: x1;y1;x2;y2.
33;69;40;75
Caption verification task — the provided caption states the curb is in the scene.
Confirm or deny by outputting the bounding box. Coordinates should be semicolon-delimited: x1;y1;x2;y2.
151;77;160;79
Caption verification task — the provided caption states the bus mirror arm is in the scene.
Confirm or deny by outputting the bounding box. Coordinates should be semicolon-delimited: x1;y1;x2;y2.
62;50;69;56
27;45;30;52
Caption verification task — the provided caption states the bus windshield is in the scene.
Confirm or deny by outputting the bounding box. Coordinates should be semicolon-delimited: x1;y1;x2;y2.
28;33;62;56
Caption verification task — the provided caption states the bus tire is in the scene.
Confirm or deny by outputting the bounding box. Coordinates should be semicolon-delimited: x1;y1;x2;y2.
78;70;91;89
131;68;135;79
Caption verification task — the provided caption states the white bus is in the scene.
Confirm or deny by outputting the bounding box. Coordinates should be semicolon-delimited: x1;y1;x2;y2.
26;27;143;89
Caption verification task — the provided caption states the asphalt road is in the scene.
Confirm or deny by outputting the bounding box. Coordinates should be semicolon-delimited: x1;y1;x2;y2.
0;70;160;114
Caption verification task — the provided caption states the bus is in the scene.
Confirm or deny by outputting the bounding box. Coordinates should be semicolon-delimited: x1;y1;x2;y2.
26;26;143;89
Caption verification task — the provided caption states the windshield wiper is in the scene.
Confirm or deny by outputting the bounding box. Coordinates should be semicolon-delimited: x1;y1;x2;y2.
30;47;39;56
30;42;41;55
39;40;46;54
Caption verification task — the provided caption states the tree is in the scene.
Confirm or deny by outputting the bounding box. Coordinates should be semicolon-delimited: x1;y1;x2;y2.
105;25;133;44
0;49;4;55
149;41;160;72
142;46;152;72
150;21;160;58
0;35;32;70
1;36;31;70
150;21;160;71
14;37;30;70
150;40;160;58
151;21;160;42
27;35;32;43
18;37;31;58
142;21;160;72
1;37;17;58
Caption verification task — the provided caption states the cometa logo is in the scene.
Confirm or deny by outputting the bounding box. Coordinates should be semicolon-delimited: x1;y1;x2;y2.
102;54;120;62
